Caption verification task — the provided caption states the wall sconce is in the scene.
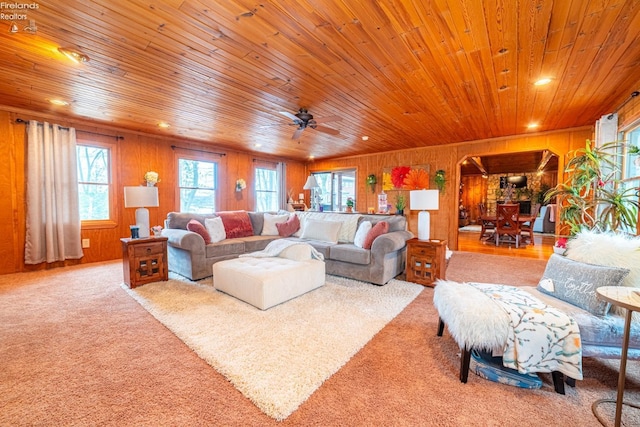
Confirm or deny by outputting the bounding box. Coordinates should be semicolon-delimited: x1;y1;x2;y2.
235;178;246;192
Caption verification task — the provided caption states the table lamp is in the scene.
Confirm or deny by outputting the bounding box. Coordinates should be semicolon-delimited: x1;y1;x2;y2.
410;189;439;240
124;186;159;238
303;174;320;211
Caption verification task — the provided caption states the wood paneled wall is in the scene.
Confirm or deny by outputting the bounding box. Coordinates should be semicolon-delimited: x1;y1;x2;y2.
0;108;306;275
311;127;594;249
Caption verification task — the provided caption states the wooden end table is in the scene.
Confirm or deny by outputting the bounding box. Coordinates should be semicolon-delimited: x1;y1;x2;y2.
405;238;447;286
121;236;168;288
593;286;640;427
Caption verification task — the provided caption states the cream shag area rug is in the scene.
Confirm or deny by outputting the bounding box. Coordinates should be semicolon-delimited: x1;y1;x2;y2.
125;274;423;421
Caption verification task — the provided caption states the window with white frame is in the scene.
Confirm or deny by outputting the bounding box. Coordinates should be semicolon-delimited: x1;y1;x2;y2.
178;157;217;213
254;162;280;212
77;143;112;221
313;169;356;211
623;124;640;179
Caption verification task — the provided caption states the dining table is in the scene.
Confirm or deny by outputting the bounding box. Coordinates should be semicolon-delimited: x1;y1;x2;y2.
478;214;535;245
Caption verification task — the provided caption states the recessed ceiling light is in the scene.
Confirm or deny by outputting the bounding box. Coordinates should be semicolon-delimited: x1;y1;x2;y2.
254;143;262;148
48;98;69;106
158;122;170;128
362;136;369;141
534;78;552;86
58;47;90;64
527;122;539;129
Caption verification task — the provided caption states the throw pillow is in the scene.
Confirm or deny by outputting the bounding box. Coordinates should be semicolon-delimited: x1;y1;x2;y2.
204;217;226;243
537;253;630;316
363;221;389;249
353;221;372;248
276;214;300;237
186;219;211;244
278;243;313;261
217;211;254;238
261;212;290;236
565;230;640;289
300;219;342;243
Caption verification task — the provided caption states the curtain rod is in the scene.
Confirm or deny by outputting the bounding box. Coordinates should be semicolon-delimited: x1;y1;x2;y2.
171;145;226;156
607;90;640;119
15;118;124;140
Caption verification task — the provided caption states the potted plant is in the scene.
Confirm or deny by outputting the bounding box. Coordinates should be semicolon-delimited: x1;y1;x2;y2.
346;197;355;213
395;193;406;215
434;169;446;192
544;139;639;236
366;174;377;193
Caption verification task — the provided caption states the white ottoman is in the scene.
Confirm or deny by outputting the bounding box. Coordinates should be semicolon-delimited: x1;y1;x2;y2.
212;256;325;310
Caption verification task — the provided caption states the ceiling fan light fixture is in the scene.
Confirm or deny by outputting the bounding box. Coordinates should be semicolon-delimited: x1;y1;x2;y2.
58;47;90;63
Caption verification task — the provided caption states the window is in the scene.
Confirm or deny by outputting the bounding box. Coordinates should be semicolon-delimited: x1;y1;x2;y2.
178;158;217;213
254;162;281;212
77;144;112;221
313;169;356;211
623;125;640;179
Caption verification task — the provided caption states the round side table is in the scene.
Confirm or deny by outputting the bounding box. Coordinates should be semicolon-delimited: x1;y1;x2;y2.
593;286;640;427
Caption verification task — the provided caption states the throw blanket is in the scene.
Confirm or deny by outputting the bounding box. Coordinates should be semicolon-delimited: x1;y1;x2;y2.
469;283;583;380
240;239;325;261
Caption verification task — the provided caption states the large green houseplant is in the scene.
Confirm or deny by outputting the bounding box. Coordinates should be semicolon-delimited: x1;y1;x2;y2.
545;139;639;235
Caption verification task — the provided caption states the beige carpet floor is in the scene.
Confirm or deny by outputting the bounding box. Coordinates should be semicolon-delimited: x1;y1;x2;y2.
125;275;423;420
0;252;639;426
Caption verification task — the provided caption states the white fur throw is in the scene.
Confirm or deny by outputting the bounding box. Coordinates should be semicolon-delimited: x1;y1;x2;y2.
433;280;508;352
566;230;640;289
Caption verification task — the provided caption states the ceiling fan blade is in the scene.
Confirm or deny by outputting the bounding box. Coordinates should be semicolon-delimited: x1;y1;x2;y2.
291;127;304;140
315;125;340;136
280;111;299;121
318;115;343;123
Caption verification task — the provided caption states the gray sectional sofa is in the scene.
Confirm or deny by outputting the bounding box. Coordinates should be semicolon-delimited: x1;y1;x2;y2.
162;210;413;284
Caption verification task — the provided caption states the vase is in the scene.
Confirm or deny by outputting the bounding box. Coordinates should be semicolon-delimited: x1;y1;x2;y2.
346;206;353;213
396;209;404;216
146;181;155;187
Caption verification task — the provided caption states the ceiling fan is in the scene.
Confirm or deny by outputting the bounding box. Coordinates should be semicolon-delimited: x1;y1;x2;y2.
279;108;342;141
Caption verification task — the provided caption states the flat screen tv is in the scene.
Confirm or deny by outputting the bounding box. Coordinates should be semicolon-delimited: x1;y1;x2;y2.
500;175;527;188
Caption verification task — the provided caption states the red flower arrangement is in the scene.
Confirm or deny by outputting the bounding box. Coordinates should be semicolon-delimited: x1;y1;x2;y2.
554;237;568;249
390;166;411;188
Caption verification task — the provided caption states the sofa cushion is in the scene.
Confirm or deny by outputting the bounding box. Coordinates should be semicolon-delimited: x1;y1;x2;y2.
329;244;371;265
279;243;314;261
204;217;226;243
205;239;246;258
262;212;290;236
301;219;342;243
276;214;300;237
248;212;265;235
239;235;280;253
294;238;335;259
537;254;629;316
187;219;211;244
353;221;372;248
167;212;216;230
363;221;389;249
218;211;254;238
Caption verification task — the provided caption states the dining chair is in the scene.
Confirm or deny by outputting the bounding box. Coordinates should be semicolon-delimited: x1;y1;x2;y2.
495;203;521;248
478;202;495;241
520;203;540;245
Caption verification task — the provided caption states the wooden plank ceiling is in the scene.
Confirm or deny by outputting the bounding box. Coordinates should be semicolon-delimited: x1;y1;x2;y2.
0;0;639;161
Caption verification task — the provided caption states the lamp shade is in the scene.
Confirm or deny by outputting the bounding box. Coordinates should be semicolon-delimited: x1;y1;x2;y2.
124;186;159;208
303;175;319;189
409;189;439;211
